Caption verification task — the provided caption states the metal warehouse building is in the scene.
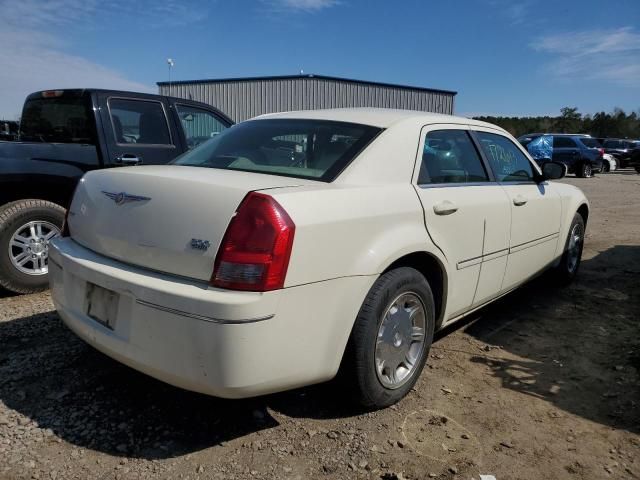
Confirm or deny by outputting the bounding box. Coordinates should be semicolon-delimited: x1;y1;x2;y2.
157;74;456;122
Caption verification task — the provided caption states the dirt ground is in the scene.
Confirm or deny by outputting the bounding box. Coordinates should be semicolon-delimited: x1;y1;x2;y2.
1;170;639;480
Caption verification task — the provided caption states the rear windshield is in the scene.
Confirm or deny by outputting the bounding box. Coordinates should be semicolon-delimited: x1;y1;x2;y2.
172;119;382;181
20;95;96;144
579;138;600;148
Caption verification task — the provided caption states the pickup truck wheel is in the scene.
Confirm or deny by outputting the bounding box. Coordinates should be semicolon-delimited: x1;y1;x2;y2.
552;212;585;284
0;200;64;294
343;267;435;409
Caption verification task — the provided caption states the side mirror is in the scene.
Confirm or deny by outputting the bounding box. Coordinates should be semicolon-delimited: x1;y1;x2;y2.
541;161;566;180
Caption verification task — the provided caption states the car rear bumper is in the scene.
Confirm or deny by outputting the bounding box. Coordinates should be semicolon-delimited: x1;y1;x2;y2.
49;237;374;398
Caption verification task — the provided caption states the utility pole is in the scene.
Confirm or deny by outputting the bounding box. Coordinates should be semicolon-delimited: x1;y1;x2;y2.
167;58;175;92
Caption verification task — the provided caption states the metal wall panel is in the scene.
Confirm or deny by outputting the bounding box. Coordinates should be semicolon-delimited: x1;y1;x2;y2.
159;77;455;122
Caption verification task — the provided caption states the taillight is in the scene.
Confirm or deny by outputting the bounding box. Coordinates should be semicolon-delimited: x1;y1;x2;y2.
598;148;605;157
41;90;64;98
211;192;295;292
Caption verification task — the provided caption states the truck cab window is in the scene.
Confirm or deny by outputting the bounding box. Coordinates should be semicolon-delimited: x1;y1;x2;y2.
176;105;228;149
20;96;96;144
108;98;172;146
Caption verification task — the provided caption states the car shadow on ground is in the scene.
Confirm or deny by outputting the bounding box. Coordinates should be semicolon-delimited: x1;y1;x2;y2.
458;245;640;435
0;246;638;460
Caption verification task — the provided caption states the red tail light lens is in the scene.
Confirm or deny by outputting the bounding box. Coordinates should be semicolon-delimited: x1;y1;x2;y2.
598;148;605;157
211;192;295;292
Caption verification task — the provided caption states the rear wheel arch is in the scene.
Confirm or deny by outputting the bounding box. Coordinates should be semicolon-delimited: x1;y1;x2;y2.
383;251;447;329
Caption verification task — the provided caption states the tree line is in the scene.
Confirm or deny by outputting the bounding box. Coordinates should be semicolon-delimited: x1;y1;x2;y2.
473;107;640;139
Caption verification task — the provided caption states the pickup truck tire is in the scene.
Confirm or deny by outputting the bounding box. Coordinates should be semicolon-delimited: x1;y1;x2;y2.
0;200;65;294
342;267;435;409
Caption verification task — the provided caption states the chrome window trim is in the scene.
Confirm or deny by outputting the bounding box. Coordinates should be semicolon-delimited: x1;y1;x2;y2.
417;181;496;189
107;96;176;148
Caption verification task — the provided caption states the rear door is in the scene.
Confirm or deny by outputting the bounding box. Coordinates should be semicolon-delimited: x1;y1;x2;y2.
474;129;561;290
413;125;511;320
552;136;580;168
97;93;179;166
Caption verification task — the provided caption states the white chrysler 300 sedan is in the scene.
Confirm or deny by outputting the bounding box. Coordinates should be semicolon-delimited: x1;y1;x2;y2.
50;109;588;408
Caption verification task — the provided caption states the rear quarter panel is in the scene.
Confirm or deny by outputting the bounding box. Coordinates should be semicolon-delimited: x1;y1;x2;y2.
271;184;445;287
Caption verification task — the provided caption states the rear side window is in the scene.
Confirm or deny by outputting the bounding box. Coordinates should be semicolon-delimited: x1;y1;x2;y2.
20;95;96;144
176;104;228;149
554;137;578;148
173;119;382;182
108;98;172;145
476;131;535;182
579;138;600;148
418;130;488;184
604;140;620;148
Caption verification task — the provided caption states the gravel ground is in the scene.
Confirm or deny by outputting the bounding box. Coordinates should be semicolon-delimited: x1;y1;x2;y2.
1;170;639;480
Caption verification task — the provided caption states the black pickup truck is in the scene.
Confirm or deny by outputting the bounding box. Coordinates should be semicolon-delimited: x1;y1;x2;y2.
0;89;233;294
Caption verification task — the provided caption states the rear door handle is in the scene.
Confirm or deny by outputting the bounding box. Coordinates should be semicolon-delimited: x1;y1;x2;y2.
513;195;528;206
115;154;142;166
433;200;458;215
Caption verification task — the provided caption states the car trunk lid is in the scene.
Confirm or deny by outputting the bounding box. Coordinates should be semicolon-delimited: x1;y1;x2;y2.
67;165;309;281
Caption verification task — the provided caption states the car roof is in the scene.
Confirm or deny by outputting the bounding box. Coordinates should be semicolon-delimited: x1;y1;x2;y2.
520;133;591;138
254;108;497;129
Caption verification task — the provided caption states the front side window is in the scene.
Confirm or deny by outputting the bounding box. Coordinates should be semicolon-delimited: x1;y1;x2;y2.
176;105;228;149
172;119;381;181
418;129;489;184
476;131;535;182
109;98;172;145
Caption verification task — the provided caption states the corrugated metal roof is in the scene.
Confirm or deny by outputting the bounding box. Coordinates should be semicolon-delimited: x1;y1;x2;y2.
157;74;457;96
159;75;456;122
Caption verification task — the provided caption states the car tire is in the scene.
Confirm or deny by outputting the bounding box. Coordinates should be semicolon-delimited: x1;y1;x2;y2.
552;212;585;285
602;160;610;173
342;267;435;409
576;162;592;178
0;200;65;294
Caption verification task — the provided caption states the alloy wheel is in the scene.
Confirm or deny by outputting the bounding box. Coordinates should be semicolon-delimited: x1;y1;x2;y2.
374;292;427;389
8;221;60;275
567;222;583;273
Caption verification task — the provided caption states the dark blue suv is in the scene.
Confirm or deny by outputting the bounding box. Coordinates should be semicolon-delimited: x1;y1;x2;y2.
518;133;604;178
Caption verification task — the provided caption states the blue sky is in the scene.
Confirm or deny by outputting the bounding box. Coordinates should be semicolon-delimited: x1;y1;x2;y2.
1;0;639;118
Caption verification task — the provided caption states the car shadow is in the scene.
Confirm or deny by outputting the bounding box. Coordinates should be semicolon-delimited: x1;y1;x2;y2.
0;310;358;460
0;287;18;298
458;245;640;434
0;246;638;460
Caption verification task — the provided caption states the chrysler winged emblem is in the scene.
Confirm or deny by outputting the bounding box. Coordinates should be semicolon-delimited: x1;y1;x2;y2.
102;191;151;205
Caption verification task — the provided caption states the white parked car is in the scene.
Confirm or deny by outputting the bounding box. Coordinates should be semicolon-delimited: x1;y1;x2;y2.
602;153;617;172
50;109;589;408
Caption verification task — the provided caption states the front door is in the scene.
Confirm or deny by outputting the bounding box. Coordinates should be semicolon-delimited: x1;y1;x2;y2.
474;129;562;290
413;126;511;321
98;93;179;166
